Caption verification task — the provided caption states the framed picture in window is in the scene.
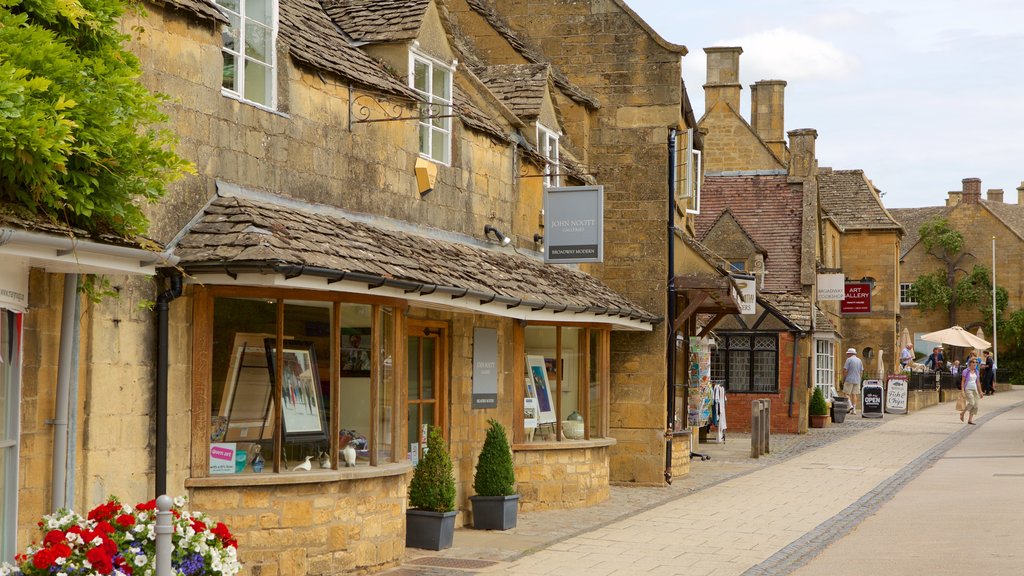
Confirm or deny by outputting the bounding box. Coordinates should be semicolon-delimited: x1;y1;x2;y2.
527;355;557;424
219;332;277;442
340;327;371;377
265;339;327;443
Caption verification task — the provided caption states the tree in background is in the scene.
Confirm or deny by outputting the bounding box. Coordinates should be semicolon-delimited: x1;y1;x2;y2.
910;217;1007;329
0;0;191;238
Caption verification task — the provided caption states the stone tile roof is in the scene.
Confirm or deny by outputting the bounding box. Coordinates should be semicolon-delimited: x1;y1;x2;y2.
463;0;600;110
981;199;1024;241
760;292;811;332
696;175;804;292
0;211;159;252
474;64;549;120
817;169;903;233
452;85;508;141
815;307;840;336
173;195;658;324
279;0;419;98
887;206;948;257
321;0;430;43
157;0;228;23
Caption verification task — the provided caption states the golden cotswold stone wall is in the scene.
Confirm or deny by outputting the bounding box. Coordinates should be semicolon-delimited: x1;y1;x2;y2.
513;444;611;512
840;230;901;371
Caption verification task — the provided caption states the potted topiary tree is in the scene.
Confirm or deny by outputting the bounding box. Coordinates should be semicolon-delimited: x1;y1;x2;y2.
406;425;457;550
809;386;829;428
470;419;519;530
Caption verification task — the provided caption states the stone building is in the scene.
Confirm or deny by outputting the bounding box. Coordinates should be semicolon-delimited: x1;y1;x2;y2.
1;0;740;572
890;178;1024;360
695;46;841;433
817;168;904;387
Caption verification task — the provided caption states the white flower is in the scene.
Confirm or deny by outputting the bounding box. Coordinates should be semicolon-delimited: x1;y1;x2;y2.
173;496;187;508
91;536;104;546
134;554;148;567
55;556;66;565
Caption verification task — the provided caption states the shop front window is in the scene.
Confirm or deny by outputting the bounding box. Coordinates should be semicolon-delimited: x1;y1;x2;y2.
0;309;22;560
711;332;779;393
204;290;400;476
521;325;607;443
407;322;444;464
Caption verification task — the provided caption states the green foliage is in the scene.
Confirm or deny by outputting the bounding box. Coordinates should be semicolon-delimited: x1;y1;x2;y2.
472;419;516;497
0;0;192;238
408;426;455;513
919;217;964;256
909;271;951;312
809;386;828;416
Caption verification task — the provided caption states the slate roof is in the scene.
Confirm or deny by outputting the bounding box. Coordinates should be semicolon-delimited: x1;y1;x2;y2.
887;206;948;258
172;195;659;324
160;0;228;23
817;169;903;233
475;64;549;120
463;0;600;109
322;0;430;43
696;175;804;292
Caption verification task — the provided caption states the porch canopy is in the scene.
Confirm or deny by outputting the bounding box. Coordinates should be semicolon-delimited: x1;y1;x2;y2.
167;186;659;331
670;272;742;337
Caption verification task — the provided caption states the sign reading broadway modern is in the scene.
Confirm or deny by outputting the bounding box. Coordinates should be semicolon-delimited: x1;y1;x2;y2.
544;185;604;264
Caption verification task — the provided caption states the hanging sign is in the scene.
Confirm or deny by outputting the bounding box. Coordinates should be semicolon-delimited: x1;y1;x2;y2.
732;274;756;315
885;376;908;414
544;185;604;263
841;282;872;313
0;256;28;312
472;327;498;409
817;273;845;301
861;380;884;418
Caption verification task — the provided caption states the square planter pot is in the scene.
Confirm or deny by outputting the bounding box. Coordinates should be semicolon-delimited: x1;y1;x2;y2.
406;509;457;550
470;494;520;530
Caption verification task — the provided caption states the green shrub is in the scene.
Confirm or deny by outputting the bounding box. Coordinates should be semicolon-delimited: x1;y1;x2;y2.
408;426;456;512
472;419;516;497
810;386;829;416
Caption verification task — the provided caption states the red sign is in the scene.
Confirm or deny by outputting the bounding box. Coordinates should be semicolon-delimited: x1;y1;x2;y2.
841;282;871;313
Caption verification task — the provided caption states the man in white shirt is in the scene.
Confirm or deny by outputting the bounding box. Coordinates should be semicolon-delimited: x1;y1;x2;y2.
843;348;864;415
899;343;914;370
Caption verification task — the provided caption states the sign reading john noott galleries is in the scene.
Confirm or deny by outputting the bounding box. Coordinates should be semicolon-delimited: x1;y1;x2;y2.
544;186;604;264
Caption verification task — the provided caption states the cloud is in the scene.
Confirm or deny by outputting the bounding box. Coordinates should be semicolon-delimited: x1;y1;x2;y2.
714;27;861;82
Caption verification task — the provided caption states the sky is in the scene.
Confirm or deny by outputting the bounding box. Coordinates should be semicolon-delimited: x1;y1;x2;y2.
626;0;1024;208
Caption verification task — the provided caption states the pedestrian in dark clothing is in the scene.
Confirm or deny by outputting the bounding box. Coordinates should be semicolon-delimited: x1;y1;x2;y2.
980;350;995;395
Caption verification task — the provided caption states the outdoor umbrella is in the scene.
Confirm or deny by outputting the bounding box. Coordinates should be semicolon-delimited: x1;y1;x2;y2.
921;326;991;350
975;327;987;357
876;348;885;379
899;327;913;351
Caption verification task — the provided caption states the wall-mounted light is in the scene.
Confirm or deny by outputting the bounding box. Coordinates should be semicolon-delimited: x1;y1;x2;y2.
533;233;544;244
484;224;512;246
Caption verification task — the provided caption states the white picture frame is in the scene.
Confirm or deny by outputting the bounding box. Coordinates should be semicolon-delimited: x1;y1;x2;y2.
527;354;557;425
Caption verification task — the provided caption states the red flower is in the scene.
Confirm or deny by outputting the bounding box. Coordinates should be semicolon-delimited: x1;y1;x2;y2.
51;542;72;559
32;548;56;570
135;499;156;512
95;520;115;535
43;529;66;546
86;546;114;575
190;519;207;533
115;513;136;528
211;522;237;548
88;501;120;523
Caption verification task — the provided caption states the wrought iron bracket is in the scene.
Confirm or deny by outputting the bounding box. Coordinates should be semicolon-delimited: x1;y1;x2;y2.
348;90;455;129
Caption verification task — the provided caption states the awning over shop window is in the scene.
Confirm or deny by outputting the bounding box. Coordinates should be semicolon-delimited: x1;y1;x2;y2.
167;188;660;331
671;272;742;337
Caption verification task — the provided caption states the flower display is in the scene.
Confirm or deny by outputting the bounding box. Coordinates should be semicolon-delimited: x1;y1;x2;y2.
1;496;240;576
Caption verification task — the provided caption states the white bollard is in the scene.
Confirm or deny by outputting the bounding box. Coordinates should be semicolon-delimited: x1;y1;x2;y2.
155;494;174;576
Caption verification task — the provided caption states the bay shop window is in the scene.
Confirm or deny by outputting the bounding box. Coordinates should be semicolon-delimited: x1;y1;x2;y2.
194;287;406;477
516;325;609;444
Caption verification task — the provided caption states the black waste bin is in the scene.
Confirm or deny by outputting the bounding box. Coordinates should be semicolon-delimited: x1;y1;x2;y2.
831;397;851;423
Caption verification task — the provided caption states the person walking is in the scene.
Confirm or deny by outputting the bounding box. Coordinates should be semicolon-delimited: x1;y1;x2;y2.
959;357;982;425
980;350;995;395
843;348;864;415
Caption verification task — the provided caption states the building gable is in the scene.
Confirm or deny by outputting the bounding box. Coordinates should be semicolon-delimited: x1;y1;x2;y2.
699;101;785;173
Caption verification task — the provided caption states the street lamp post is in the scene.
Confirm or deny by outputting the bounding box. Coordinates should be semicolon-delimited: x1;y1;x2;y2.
992;236;997;381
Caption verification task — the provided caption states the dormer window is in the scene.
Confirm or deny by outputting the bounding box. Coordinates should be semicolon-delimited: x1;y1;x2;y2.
217;0;278;108
410;50;452;165
537;123;560;187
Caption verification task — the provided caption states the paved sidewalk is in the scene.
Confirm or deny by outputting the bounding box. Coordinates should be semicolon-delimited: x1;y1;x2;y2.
390;387;1023;575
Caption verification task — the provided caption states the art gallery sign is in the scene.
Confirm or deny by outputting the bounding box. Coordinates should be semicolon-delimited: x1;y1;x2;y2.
841;282;872;313
544;185;603;264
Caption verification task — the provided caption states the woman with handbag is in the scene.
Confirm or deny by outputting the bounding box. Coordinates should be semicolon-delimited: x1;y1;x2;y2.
959;357;982;425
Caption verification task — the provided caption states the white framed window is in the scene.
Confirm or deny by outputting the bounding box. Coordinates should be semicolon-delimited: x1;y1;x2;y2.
410;50;453;165
899;282;918;305
1;309;23;560
672;129;702;214
537;123;560;186
217;0;278;108
814;338;836;400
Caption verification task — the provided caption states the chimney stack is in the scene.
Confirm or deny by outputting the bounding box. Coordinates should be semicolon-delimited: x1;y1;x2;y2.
961;178;981;204
750;80;787;159
1017;181;1024;205
986;189;1004;203
704;47;743;114
787;128;817;181
946;191;962;206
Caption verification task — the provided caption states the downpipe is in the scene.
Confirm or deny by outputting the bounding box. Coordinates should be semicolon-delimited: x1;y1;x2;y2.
155;272;183;497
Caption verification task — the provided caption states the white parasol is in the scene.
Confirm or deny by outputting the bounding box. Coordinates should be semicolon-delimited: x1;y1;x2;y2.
921;325;991;350
876;348;885;379
974;327;987;357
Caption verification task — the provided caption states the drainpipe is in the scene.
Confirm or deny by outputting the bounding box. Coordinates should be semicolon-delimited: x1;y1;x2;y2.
51;273;80;512
787;332;801;418
665;128;678;484
155;272;183;497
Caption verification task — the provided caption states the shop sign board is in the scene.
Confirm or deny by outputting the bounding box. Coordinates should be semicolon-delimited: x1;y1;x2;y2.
817;273;845;301
733;274;756;315
861;380;884;418
885;376;908;414
0;256;28;312
209;443;237;474
472;327;498;409
544;185;603;263
841;282;871;313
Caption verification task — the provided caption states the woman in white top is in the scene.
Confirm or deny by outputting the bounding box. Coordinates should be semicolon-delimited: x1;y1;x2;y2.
959;357;982;425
